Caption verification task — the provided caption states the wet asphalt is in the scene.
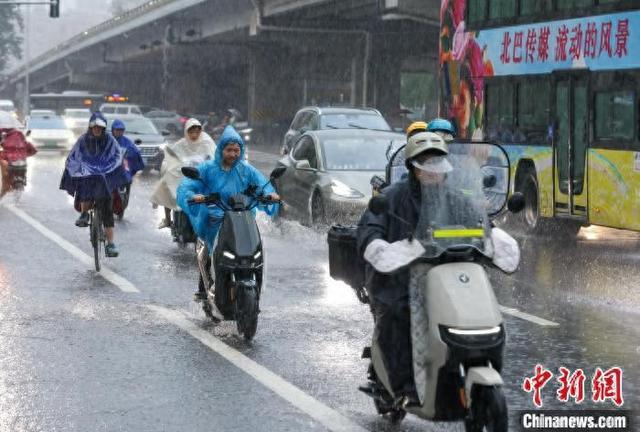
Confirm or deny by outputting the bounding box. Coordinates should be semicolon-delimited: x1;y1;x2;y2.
0;147;637;431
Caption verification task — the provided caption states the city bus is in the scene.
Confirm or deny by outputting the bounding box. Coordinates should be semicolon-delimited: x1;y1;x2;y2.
439;0;640;234
30;91;105;114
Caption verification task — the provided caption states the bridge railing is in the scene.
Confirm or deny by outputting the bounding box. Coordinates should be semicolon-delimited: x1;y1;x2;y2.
12;0;176;76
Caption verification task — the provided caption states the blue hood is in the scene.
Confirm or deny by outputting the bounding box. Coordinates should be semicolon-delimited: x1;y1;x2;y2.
214;125;245;166
111;118;126;131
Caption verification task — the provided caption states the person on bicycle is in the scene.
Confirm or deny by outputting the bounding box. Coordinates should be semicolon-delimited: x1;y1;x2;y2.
60;112;128;257
151;118;215;229
176;126;279;298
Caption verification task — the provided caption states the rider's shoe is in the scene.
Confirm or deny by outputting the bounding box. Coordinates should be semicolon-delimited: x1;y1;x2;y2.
75;212;90;227
157;218;172;229
105;243;119;257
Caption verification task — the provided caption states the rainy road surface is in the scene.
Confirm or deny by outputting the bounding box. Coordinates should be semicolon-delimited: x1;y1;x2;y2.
0;148;637;432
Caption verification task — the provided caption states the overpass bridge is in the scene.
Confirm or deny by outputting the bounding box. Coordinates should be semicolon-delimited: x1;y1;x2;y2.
4;0;440;130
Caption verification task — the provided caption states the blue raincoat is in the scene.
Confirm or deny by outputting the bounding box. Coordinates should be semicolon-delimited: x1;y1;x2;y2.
177;126;277;250
60;112;129;200
111;119;145;182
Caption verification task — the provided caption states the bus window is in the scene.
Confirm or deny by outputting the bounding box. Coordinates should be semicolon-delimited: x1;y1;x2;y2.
556;0;592;10
517;80;550;145
489;0;515;20
486;81;514;143
519;0;552;16
468;0;487;25
595;91;635;142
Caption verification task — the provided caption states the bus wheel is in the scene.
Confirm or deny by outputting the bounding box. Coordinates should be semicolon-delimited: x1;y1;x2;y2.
522;173;542;232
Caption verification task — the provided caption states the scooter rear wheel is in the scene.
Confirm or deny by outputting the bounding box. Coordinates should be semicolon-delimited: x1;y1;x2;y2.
464;386;508;432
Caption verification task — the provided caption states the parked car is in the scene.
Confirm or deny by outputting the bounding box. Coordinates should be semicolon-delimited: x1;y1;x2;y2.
99;103;143;116
274;129;405;225
26;115;75;150
63;108;91;137
145;110;186;135
105;115;167;171
281;106;392;155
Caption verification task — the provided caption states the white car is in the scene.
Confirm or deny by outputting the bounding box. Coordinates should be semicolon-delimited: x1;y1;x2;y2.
0;100;17;119
26;115;75;150
99;103;143;116
63;108;91;137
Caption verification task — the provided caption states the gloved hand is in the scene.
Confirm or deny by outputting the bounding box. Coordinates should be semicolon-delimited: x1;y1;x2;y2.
363;238;426;274
491;227;520;273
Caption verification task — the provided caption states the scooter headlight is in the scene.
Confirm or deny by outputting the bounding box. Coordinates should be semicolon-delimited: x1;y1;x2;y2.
439;324;505;349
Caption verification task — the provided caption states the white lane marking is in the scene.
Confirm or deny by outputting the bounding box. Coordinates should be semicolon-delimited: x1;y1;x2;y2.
148;305;368;432
499;305;559;327
3;203;139;293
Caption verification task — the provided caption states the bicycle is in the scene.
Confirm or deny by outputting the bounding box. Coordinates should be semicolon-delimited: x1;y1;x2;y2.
89;205;106;272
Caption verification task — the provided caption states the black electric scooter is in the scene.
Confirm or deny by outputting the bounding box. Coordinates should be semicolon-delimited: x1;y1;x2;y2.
182;166;286;340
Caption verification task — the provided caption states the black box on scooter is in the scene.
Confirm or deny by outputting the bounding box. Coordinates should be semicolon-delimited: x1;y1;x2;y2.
327;225;365;290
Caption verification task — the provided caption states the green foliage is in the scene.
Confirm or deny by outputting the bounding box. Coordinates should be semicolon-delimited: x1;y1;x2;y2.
0;5;22;73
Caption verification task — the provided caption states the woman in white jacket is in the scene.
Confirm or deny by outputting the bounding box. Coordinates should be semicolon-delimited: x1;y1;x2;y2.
150;118;215;228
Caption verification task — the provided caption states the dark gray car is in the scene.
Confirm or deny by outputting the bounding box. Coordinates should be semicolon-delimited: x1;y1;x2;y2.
106;116;168;171
281;106;392;155
274;129;405;225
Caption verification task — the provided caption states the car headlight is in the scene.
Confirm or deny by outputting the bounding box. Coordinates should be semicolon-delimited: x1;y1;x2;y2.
223;251;235;260
331;180;364;198
253;250;261;259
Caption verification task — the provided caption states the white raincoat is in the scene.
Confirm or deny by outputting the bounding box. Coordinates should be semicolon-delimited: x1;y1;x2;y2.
150;118;216;210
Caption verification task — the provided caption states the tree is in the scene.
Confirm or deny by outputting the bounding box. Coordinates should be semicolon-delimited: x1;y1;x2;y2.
0;5;23;73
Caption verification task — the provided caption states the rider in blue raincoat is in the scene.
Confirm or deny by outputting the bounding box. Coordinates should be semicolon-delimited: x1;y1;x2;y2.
177;126;279;253
110;119;145;218
60;112;129;257
111;119;145;181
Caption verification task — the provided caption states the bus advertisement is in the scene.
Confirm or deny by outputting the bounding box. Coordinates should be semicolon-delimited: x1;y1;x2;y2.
440;1;640;234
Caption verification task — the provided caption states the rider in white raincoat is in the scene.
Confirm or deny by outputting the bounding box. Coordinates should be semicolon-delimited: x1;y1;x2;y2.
150;118;216;228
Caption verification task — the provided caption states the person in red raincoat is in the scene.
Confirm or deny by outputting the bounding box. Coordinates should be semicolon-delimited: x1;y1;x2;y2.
0;125;37;197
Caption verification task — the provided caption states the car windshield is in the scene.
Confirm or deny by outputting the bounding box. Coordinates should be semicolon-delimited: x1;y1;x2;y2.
28;116;67;129
323;136;402;171
108;118;158;135
65;109;90;118
321;113;390;131
412;143;509;259
0;105;14;112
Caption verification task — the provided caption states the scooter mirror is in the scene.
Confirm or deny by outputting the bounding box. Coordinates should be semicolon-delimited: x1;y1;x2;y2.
507;192;526;213
270;166;286;179
368;195;389;215
25;129;31;137
181;166;201;180
483;174;497;188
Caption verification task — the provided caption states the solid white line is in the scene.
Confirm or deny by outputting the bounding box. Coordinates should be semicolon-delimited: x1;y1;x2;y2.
3;204;139;293
499;305;559;327
147;305;368;432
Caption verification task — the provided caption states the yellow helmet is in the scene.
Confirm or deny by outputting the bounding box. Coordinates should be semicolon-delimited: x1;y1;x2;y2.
406;121;428;138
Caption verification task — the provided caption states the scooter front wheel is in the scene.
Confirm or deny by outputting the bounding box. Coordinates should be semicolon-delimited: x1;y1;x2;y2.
465;386;508;432
236;286;258;341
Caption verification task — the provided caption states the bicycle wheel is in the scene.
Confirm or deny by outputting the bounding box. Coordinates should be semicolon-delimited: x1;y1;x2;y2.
90;210;101;272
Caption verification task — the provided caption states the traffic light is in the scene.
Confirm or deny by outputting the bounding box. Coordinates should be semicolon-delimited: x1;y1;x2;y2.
49;0;60;18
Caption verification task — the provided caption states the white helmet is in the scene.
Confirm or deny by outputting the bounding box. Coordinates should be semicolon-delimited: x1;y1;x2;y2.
405;131;448;160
